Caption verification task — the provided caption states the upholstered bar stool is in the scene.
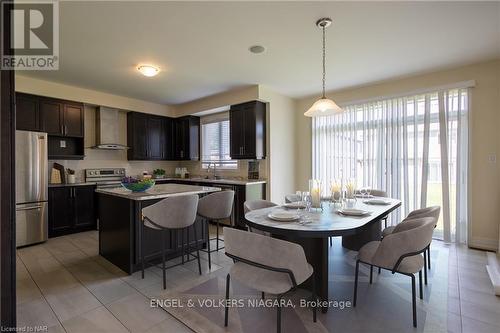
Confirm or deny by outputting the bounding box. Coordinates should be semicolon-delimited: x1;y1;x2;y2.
197;191;235;270
244;200;278;235
141;194;201;289
224;228;317;333
353;217;435;327
380;206;440;282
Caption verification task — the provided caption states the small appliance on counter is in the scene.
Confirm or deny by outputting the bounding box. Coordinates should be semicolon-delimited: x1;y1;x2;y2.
248;160;260;180
16;130;48;247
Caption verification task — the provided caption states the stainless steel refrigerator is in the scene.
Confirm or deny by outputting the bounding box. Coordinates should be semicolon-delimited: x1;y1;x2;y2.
16;130;48;247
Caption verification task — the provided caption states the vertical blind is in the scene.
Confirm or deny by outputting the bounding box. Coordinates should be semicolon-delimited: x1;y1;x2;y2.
312;87;470;243
201;112;237;169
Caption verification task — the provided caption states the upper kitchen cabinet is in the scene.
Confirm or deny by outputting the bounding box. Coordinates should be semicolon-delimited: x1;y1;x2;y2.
127;112;173;160
174;116;200;160
230;100;266;159
16;93;40;131
15;92;84;138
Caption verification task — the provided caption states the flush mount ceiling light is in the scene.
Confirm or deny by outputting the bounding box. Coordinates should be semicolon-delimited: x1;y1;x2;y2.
137;65;160;77
304;18;343;117
249;45;266;54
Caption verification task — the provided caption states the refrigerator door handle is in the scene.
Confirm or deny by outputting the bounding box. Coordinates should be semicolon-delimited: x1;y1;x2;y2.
16;205;43;211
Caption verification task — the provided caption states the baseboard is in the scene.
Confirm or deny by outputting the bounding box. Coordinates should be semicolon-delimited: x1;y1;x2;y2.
469;236;498;252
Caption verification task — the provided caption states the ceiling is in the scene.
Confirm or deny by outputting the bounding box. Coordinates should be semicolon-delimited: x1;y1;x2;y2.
19;1;500;105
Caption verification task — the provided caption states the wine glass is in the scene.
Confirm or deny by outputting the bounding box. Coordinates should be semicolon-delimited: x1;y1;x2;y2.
302;192;312;211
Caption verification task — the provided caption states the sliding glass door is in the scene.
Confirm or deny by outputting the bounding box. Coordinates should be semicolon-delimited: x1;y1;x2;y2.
312;88;469;243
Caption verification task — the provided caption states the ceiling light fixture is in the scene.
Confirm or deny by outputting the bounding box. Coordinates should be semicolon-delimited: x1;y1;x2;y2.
137;65;160;77
304;18;343;117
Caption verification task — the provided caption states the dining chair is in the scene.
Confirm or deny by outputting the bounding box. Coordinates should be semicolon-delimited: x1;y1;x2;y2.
141;194;201;289
244;200;278;235
284;194;302;203
224;228;317;333
380;206;440;282
353;217;435;327
197;191;235;270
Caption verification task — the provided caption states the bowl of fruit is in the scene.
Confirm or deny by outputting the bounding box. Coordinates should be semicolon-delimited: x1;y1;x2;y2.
121;177;155;192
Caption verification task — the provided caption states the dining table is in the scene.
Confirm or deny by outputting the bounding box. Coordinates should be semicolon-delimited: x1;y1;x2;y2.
244;197;401;312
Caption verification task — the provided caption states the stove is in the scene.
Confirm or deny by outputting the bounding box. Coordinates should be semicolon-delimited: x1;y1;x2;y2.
85;168;125;188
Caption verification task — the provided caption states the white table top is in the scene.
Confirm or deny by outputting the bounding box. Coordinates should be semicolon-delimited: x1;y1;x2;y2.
245;197;401;237
95;183;221;201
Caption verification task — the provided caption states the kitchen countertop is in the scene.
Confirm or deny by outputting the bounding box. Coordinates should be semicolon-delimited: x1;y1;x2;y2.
157;177;267;186
49;182;97;187
95;183;221;201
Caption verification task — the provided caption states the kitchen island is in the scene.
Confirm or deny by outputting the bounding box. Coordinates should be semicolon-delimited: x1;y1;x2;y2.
96;183;221;274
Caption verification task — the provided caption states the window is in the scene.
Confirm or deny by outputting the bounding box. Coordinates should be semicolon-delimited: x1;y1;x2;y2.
201;113;237;169
312;87;470;243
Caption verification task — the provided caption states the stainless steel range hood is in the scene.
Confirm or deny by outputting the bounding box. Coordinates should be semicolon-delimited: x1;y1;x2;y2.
92;106;129;150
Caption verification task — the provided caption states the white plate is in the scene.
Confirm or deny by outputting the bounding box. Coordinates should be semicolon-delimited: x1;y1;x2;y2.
283;202;307;209
363;199;391;205
337;208;371;216
268;211;301;222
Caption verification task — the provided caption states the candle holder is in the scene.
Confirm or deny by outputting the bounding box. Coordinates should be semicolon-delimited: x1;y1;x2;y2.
309;179;322;210
343;180;357;208
330;179;342;207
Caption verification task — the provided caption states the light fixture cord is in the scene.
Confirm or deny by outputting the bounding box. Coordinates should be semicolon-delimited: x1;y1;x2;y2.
322;24;326;99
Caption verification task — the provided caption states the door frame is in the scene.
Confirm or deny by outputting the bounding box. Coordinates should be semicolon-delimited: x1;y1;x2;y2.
1;0;17;328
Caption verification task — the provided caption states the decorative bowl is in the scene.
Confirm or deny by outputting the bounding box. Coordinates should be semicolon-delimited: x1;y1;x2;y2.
121;177;155;192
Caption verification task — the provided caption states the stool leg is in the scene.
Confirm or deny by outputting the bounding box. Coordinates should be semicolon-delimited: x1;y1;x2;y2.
181;229;185;264
162;229;166;290
216;221;220;251
427;245;431;270
419;270;423;299
141;221;145;279
187;225;191;262
369;265;373;284
423;253;428;285
206;220;212;270
194;223;202;275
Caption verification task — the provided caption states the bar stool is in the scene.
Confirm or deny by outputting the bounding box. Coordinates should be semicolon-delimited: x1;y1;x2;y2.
141;194;201;289
197;191;235;270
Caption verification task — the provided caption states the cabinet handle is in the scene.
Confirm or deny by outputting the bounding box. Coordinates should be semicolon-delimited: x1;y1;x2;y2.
64;125;67;135
60;124;63;134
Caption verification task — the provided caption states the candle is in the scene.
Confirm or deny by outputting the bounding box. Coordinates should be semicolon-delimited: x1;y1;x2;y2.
309;179;322;208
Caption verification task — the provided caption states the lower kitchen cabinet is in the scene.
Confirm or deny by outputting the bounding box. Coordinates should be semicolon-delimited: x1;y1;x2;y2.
48;185;96;237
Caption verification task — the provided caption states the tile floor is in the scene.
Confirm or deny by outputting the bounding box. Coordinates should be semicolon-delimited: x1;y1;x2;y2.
16;229;499;333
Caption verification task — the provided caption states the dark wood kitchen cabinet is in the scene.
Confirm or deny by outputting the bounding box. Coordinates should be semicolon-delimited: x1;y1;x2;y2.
174;116;200;160
230;100;266;159
16;93;40;131
48;185;96;237
15;92;84;137
127;112;174;160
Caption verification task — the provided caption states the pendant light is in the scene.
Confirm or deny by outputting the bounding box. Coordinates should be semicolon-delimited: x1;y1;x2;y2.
304;18;343;117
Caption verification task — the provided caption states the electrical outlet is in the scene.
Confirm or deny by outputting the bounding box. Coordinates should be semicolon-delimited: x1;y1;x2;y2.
60;140;66;148
488;154;496;164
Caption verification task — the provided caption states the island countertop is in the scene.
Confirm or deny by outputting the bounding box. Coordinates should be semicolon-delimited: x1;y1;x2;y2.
95;183;221;201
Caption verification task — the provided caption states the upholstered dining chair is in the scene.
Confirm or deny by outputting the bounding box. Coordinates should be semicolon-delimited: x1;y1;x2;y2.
197;191;235;270
353;217;435;327
244;200;278;235
285;193;302;203
224;228;317;333
380;206;440;283
141;195;200;289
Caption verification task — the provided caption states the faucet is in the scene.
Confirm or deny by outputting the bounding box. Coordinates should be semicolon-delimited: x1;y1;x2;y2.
206;162;219;180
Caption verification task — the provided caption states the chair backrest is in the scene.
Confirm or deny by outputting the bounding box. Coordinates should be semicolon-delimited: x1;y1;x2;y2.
285;194;302;203
406;206;441;224
372;217;435;269
244;200;278;214
355;189;387;197
225;228;311;285
197;191;235;220
142;195;199;229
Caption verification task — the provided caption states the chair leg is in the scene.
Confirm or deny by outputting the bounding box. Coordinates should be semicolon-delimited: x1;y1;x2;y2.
411;274;417;327
224;274;230;327
384;218;387;228
261;292;265;300
161;229;166;290
141;222;145;279
353;260;359;307
276;295;282;333
419;270;423;300
206;220;212;270
311;274;317;323
427;245;431;270
423;253;428;285
329;237;332;246
194;224;202;275
378;267;381;274
369;265;373;284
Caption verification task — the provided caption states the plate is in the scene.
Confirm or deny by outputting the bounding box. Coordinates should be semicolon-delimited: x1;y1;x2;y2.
363;199;391;205
337;208;371;216
268;211;301;222
283;202;307;209
355;194;373;198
